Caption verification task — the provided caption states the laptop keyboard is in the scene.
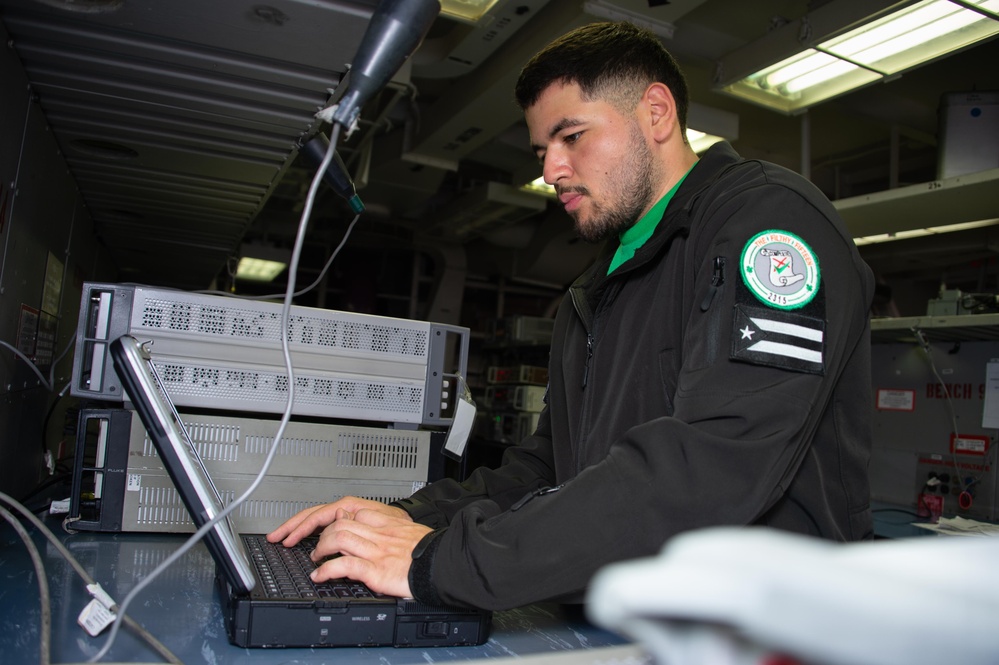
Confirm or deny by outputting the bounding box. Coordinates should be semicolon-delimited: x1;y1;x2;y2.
243;534;377;600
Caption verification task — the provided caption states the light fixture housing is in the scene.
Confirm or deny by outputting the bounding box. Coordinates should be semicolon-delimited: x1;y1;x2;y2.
714;0;999;114
235;244;291;282
583;0;678;40
852;218;999;245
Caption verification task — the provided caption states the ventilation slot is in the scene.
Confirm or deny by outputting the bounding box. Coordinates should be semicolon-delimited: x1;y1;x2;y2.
154;360;424;417
336;433;421;470
139;297;428;358
136;486;192;527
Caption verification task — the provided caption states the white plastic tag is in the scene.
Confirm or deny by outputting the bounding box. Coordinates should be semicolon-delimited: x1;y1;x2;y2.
443;376;476;460
78;598;116;637
443;398;475;459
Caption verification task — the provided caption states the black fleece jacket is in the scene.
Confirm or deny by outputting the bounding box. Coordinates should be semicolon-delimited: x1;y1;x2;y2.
396;142;875;610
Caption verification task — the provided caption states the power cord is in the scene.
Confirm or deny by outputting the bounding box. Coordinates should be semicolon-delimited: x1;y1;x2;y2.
0;335;76;395
87;122;347;663
0;503;51;665
1;111;355;665
0;491;182;664
3;107;358;665
0;339;54;392
198;209;361;302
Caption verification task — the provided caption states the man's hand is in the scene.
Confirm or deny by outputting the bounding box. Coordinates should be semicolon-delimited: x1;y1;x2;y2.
266;496;412;547
310;507;433;599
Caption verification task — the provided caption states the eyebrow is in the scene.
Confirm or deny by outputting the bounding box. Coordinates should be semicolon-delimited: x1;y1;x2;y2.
531;117;583;154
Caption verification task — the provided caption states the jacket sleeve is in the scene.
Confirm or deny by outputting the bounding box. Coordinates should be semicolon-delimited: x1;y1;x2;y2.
408;176;873;610
393;405;558;528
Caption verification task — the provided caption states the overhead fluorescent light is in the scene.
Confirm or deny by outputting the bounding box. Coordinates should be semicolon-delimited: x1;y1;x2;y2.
853;218;999;245
686;129;726;154
521;177;556;198
236;244;290;282
715;0;999;114
439;0;502;23
236;258;287;282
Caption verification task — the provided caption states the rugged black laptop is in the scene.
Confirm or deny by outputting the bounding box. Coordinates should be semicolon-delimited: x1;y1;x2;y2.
109;334;491;648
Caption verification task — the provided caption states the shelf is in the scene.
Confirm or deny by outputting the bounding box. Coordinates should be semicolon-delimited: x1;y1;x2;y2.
834;168;999;238
870;313;999;344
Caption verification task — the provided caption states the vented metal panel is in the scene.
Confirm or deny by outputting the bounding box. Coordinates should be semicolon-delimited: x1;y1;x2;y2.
72;282;470;426
122;411;430;533
135;293;430;359
153;356;425;422
126;474;418;533
131;286;431;362
134;413;429;482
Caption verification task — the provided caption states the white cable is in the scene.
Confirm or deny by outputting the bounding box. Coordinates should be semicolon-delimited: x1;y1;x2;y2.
49;336;76;394
88;123;345;663
0;504;51;665
0;491;182;664
0;339;53;392
198;210;362;302
0;333;75;394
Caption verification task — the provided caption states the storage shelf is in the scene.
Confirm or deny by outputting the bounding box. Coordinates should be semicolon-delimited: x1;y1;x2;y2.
870;313;999;344
834;168;999;238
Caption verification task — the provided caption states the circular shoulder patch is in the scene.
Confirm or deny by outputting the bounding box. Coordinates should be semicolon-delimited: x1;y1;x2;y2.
740;230;820;310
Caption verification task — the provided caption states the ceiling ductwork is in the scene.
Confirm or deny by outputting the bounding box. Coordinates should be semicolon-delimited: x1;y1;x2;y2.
0;0;996;304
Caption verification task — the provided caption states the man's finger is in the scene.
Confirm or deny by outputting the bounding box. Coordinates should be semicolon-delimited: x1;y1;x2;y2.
312;553;370;583
269;503;340;545
312;521;375;562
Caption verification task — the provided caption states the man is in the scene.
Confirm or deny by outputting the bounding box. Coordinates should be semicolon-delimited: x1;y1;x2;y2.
268;21;874;610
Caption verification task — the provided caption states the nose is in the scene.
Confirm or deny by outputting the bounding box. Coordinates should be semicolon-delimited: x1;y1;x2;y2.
542;149;571;186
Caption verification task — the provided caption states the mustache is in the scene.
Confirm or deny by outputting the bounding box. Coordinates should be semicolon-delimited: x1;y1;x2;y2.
555;184;589;197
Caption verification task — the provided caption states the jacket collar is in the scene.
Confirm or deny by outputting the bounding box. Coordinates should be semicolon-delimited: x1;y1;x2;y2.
571;141;743;289
650;141;742;246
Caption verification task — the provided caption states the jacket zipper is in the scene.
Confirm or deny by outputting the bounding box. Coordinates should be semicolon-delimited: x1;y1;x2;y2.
569;285;596;390
581;333;594;389
510;484;564;511
700;256;726;312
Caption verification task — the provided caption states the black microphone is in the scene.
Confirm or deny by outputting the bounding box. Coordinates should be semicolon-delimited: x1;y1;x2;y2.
330;0;440;130
300;133;364;214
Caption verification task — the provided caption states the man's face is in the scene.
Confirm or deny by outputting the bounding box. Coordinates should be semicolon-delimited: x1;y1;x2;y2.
526;81;658;242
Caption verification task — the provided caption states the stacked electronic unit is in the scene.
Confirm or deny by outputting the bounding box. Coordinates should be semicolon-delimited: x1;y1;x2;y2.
482;365;548;444
68;282;469;534
477;316;553;445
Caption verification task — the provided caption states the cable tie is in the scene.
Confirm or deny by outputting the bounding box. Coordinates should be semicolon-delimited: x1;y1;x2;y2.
315;103;359;138
316;103;338;124
87;582;117;609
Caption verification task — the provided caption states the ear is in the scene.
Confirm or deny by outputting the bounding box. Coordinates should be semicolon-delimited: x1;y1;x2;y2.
643;82;679;143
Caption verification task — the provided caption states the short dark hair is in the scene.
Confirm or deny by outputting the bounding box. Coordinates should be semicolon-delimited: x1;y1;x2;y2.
515;21;689;134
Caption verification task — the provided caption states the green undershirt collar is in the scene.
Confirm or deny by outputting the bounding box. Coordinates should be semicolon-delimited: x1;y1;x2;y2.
607;168;691;275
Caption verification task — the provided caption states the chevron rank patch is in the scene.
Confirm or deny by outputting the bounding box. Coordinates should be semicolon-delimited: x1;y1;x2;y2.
730;303;825;375
740;230;819;310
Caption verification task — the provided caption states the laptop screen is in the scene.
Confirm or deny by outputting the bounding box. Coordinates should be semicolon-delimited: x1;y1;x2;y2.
109;334;257;594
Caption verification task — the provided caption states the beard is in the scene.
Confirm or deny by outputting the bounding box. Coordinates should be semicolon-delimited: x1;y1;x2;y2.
562;121;659;243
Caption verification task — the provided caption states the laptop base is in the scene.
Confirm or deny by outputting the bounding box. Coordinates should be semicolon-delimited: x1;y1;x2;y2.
218;571;491;648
